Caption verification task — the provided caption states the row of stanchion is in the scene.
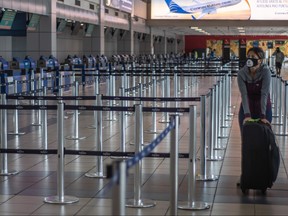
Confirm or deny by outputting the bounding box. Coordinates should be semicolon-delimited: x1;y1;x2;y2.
0;67;234;215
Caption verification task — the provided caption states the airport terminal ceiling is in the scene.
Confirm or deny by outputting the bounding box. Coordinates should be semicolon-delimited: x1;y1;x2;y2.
147;0;288;36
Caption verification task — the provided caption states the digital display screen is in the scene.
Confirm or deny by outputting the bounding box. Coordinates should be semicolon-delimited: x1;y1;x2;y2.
0;10;17;29
151;0;288;20
85;24;94;37
27;14;40;31
57;19;66;32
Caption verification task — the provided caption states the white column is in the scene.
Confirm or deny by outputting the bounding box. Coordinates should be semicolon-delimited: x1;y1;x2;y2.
164;30;167;54
93;0;105;55
150;27;154;55
38;0;57;57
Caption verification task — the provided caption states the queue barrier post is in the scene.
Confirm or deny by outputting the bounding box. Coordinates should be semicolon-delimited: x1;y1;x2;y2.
207;88;222;161
169;114;179;215
111;160;126;216
178;106;210;210
105;69;117;121
66;81;86;140
276;80;288;136
0;94;19;176
159;76;170;123
85;94;106;178
126;104;156;208
42;87;48;149
145;78;160;134
32;77;42;126
197;95;218;181
8;80;26;135
44;101;79;204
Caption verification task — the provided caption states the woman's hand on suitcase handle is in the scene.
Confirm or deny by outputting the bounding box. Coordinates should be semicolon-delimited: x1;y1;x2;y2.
260;118;271;125
243;117;252;124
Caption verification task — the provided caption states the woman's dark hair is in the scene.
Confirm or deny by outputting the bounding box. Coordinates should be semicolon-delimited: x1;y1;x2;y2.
247;47;265;59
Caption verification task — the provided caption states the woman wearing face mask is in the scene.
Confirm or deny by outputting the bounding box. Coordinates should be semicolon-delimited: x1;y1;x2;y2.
237;47;272;133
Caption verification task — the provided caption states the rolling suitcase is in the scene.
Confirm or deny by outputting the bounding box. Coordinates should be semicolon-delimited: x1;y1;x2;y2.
240;119;280;194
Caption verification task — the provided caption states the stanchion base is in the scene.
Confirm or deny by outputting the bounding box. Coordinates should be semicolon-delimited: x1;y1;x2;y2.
85;172;106;178
44;195;79;204
32;123;42;126
275;133;288;136
126;199;156;208
178;201;210;210
144;130;162;134
158;120;170;124
104;117;117;121
218;135;229;139
196;174;218;181
220;124;231;128
0;170;19;176
207;156;223;161
214;146;226;150
8;131;26;135
129;141;150;146
125;112;134;116
272;123;283;126
87;125;96;129
66;136;86;140
87;124;109;129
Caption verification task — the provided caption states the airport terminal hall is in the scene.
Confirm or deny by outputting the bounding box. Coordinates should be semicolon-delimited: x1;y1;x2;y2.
2;0;288;215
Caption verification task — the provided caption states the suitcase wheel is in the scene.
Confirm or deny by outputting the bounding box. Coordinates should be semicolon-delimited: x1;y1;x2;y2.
261;189;267;195
241;187;248;195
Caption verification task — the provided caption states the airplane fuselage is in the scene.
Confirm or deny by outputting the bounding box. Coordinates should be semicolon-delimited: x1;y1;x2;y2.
181;0;241;13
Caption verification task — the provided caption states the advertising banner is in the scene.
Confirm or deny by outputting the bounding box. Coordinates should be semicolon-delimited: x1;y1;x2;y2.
151;0;288;20
105;0;133;13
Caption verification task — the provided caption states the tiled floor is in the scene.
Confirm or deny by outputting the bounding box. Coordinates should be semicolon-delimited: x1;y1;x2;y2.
1;65;288;215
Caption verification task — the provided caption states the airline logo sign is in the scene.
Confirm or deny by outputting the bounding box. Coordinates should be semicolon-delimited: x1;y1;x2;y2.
105;0;133;13
151;0;288;20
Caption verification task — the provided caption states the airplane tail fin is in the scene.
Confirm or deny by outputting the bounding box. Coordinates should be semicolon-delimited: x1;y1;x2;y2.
164;0;190;14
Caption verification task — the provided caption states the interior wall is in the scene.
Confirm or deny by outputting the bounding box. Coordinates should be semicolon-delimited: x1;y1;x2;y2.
185;35;288;54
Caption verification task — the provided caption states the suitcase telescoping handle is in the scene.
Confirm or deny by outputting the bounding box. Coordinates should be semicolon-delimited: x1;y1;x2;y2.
245;118;272;129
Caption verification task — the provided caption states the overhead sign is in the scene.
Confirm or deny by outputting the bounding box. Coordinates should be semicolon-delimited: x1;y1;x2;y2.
151;0;288;20
105;0;133;13
0;10;17;29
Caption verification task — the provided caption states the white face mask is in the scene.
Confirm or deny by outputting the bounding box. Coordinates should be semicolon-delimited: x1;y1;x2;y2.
246;58;259;68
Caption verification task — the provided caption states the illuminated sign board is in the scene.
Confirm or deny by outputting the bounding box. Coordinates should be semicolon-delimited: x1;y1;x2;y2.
27;14;40;31
0;10;17;29
151;0;288;20
105;0;133;13
85;24;94;37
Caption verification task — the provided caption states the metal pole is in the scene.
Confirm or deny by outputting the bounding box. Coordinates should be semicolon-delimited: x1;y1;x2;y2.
170;114;179;216
159;76;170;123
178;106;210;210
8;80;25;135
197;95;218;181
126;104;155;208
174;73;178;108
86;94;106;178
145;78;159;134
0;94;18;176
42;87;48;149
120;88;126;152
207;88;222;161
112;160;126;216
276;80;288;136
44;101;79;204
66;81;86;140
